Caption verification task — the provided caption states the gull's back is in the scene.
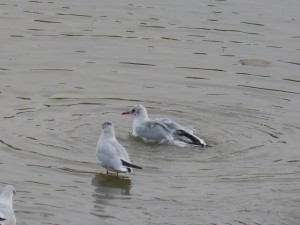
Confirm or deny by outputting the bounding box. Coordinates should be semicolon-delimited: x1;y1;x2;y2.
135;120;173;143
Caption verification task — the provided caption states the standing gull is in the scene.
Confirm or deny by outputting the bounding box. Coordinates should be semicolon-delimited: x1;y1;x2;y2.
0;185;16;225
122;105;206;147
96;121;142;175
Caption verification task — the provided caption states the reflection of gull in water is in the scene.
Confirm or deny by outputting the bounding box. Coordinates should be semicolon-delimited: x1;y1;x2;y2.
92;173;132;196
96;121;143;176
122;105;206;147
0;185;16;225
91;173;132;219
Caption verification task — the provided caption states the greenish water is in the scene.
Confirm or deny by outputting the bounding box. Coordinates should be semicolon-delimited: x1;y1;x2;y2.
1;0;299;224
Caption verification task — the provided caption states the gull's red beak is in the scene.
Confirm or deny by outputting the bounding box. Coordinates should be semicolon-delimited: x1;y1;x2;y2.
122;111;131;115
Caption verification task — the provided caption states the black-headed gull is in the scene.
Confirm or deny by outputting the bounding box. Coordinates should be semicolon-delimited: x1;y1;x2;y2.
122;105;206;147
0;185;16;225
96;121;142;175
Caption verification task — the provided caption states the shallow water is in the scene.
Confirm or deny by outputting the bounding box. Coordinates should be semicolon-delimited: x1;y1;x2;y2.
1;0;300;224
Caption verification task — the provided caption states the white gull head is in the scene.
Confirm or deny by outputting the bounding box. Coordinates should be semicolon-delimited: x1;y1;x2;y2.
122;105;150;136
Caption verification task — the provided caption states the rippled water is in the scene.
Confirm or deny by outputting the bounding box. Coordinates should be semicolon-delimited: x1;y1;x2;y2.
1;0;300;224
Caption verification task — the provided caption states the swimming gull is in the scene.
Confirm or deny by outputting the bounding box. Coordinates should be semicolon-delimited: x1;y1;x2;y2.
122;105;206;147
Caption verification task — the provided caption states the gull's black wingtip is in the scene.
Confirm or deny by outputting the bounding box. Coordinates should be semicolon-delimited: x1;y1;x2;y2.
176;129;206;147
121;159;143;170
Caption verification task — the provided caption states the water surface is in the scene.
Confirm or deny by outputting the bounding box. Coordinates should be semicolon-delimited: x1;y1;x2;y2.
1;0;300;224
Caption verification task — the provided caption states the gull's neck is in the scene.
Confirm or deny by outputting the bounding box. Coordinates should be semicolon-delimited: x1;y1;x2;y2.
99;129;116;143
133;109;150;134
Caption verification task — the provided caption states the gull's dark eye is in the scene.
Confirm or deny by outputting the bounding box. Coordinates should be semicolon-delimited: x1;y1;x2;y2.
132;109;135;113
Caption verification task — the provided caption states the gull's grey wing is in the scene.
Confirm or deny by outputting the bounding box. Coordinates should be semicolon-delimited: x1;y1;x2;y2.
96;143;124;172
157;118;206;146
135;120;172;142
112;141;130;163
157;118;194;134
156;118;182;132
